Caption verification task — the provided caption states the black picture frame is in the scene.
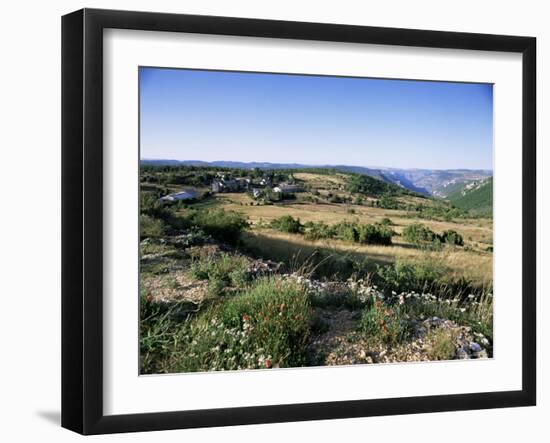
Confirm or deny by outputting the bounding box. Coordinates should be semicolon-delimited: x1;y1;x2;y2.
62;8;536;435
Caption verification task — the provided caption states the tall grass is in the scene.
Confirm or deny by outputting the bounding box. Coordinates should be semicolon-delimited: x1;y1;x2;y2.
140;277;313;373
188;252;250;295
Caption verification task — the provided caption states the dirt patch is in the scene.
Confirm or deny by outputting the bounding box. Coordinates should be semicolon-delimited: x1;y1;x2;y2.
142;271;209;304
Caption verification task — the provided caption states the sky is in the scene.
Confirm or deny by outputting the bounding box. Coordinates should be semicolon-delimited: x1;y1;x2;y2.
139;67;493;170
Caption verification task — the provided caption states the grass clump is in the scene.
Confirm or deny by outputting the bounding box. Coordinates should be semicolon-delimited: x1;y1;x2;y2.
359;298;411;346
175;277;312;372
427;329;457;360
139;287;198;374
189;252;250;295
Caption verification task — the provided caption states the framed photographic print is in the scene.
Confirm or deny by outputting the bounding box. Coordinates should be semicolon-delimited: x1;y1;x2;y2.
61;8;536;435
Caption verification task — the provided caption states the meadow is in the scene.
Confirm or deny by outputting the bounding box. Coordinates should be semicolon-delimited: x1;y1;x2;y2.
139;165;493;373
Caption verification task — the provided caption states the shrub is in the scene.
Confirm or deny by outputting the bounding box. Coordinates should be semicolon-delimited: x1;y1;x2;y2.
270;215;304;234
441;229;464;246
375;259;446;294
379;217;394;226
186;208;248;244
303;221;335;241
333;221;359;242
303;221;392;245
140;214;165;238
376;193;400;209
402;223;437;244
357;223;393;245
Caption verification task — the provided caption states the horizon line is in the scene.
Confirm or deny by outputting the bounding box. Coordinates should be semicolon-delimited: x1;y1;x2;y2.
140;158;493;173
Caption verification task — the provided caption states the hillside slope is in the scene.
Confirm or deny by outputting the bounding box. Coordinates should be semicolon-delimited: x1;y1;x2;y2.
447;177;493;216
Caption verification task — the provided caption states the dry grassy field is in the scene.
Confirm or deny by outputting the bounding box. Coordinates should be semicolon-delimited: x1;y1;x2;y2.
191;174;493;286
140;168;494;373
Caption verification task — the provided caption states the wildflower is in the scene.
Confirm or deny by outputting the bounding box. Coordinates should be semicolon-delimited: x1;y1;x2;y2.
242;314;250;323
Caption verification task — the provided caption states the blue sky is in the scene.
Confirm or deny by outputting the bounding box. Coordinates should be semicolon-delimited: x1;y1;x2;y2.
139;67;493;170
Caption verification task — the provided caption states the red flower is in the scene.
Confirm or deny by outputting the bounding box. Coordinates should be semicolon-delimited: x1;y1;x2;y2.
242;314;250;322
265;358;272;369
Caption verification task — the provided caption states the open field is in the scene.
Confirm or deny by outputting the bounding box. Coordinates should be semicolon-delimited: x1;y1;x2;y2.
139;166;494;373
179;181;493;285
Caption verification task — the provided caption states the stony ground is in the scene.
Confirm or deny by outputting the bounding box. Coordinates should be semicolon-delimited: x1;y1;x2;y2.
307;309;489;366
141;236;491;367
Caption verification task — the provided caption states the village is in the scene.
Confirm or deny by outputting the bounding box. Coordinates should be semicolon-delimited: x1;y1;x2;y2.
159;171;305;203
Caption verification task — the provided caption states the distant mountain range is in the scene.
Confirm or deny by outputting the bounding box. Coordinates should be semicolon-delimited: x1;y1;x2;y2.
141;159;492;199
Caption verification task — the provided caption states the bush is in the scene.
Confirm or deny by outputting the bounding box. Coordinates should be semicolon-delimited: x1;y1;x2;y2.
357;224;393;245
140;214;165;238
185;208;248;244
303;221;393;245
375;259;446;294
403;224;464;248
441;229;464;246
403;223;437;244
376;193;400;209
303;221;335;241
270;215;304;234
333;221;359;242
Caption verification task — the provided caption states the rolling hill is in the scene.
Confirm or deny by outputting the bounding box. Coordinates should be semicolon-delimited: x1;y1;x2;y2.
446;177;493;217
141;160;492;197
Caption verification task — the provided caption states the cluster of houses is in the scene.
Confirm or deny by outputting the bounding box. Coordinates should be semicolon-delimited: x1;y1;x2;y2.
211;174;304;199
158;172;305;204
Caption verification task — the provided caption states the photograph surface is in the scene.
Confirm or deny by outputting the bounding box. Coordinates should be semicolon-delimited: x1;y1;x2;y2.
139;67;494;374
